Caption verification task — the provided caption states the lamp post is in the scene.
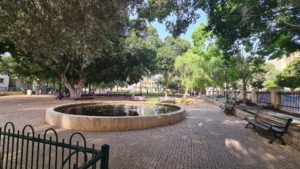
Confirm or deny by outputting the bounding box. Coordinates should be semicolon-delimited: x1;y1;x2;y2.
224;62;229;103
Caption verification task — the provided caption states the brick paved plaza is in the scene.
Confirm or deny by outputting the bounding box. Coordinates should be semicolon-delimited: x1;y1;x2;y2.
0;95;300;169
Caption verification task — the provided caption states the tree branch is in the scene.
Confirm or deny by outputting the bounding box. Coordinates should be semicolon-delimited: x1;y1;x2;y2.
280;19;300;29
64;62;70;74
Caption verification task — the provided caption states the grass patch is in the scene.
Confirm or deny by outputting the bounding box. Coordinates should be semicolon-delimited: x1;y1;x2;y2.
145;97;159;103
143;95;196;105
145;96;186;104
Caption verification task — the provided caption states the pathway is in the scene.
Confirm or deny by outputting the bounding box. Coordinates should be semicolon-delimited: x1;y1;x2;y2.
0;95;300;169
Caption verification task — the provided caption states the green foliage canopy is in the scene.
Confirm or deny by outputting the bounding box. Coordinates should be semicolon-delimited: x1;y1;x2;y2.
156;36;190;89
140;0;300;59
276;58;300;90
175;50;204;90
0;0;159;97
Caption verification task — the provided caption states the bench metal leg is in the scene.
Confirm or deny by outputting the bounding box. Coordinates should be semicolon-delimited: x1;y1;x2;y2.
277;134;285;145
269;134;285;145
279;137;285;145
269;137;275;144
245;123;255;129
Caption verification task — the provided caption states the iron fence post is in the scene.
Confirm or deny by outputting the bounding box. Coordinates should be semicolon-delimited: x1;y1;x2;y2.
100;144;109;169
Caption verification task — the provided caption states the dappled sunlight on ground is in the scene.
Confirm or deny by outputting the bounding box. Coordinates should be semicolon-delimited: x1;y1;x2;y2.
222;120;236;125
225;138;249;155
222;119;248;126
191;139;202;144
263;153;276;160
22;106;47;111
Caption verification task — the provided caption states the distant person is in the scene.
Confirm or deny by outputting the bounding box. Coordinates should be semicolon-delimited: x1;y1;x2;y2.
56;91;64;100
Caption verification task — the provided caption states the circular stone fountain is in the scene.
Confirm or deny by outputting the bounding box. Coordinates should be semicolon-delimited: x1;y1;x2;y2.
45;102;185;131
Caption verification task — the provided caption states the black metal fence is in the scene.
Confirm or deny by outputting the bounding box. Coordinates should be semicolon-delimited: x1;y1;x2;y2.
278;92;300;113
256;92;271;104
0;122;109;169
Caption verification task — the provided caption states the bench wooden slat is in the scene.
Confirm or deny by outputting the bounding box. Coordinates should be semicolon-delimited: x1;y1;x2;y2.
248;119;271;130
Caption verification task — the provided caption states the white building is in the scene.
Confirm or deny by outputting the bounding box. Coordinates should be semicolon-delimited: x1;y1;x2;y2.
0;74;9;91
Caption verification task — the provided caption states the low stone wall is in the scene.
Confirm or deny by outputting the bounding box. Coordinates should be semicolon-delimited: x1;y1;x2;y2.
0;92;22;96
131;96;146;101
45;103;186;131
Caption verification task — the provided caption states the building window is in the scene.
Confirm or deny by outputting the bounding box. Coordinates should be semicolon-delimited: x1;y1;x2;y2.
0;78;4;83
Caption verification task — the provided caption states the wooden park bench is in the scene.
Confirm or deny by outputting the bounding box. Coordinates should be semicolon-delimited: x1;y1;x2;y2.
220;103;235;115
245;112;293;145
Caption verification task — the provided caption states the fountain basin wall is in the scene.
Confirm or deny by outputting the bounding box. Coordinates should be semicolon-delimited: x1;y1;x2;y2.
45;103;186;131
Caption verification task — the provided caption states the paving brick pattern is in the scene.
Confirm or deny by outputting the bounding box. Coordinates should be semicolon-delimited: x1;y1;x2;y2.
0;95;300;169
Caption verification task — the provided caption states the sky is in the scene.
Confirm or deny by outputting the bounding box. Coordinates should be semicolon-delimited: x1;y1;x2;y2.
150;10;207;43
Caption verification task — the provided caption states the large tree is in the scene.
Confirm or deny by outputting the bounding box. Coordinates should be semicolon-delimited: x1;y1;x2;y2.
0;56;40;88
140;0;299;59
203;1;267;103
0;0;158;98
202;0;299;60
138;0;205;36
230;40;265;103
259;63;280;90
156;36;190;92
191;24;240;92
175;50;207;101
276;58;300;90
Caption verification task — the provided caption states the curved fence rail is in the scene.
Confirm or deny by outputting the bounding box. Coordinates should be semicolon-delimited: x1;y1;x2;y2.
0;122;109;169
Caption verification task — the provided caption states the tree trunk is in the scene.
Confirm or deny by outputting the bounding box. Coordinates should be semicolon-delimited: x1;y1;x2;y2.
61;73;86;98
182;87;189;102
164;73;170;97
52;81;56;92
88;84;91;94
242;79;247;104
